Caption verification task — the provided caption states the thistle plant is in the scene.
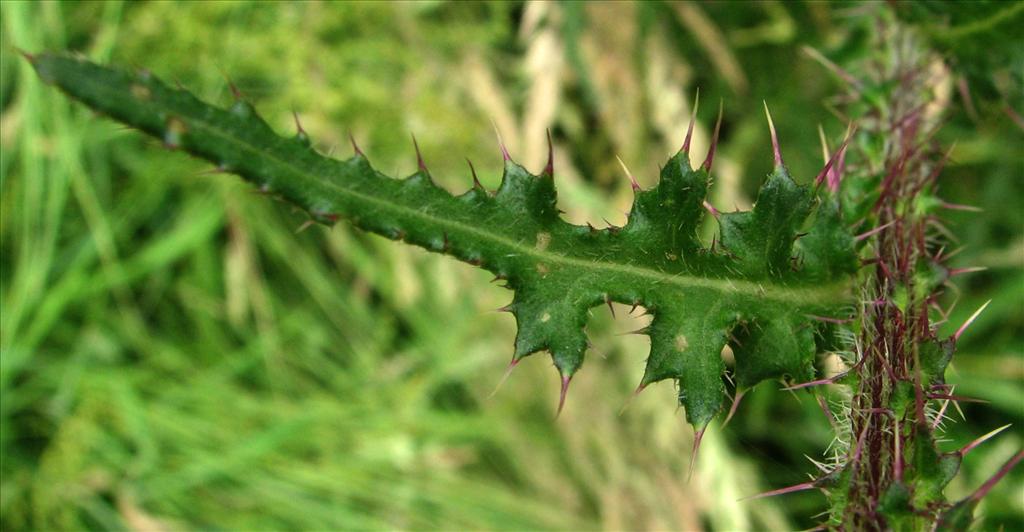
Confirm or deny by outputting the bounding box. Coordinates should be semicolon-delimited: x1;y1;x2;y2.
21;12;1020;529
810;23;1023;530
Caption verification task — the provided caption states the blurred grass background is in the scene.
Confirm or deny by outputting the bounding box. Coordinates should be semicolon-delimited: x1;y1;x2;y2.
0;1;1020;530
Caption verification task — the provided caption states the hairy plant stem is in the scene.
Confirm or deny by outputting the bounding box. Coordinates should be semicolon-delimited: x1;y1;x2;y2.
843;25;949;529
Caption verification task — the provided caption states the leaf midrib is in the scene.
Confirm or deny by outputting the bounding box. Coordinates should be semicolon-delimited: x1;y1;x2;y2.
208;119;845;306
80;67;848;307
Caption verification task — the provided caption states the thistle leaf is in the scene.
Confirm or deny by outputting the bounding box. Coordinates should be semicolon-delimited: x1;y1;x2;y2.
28;53;857;429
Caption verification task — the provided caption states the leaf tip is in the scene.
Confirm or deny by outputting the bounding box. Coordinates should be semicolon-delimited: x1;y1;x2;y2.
604;294;616;318
348;132;365;157
489;358;520;399
814;123;855;192
543;129;554;177
491;120;511;162
555;373;572;419
616;155;640;191
687;425;707;483
763;100;784;168
702;199;719;219
722;388;747;427
292;110;311;146
466;158;484;190
702;99;723;172
681;88;700;154
412;133;428;173
618;382;647;416
959;424;1012;457
953;299;991;341
739;481;816;502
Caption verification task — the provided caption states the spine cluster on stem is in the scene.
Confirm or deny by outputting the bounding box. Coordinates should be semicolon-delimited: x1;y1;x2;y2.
823;23;1020;530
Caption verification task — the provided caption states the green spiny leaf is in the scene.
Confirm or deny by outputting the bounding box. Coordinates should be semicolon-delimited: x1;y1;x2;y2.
909;423;962;509
28;52;858;430
918;337;955;387
877;481;914;531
